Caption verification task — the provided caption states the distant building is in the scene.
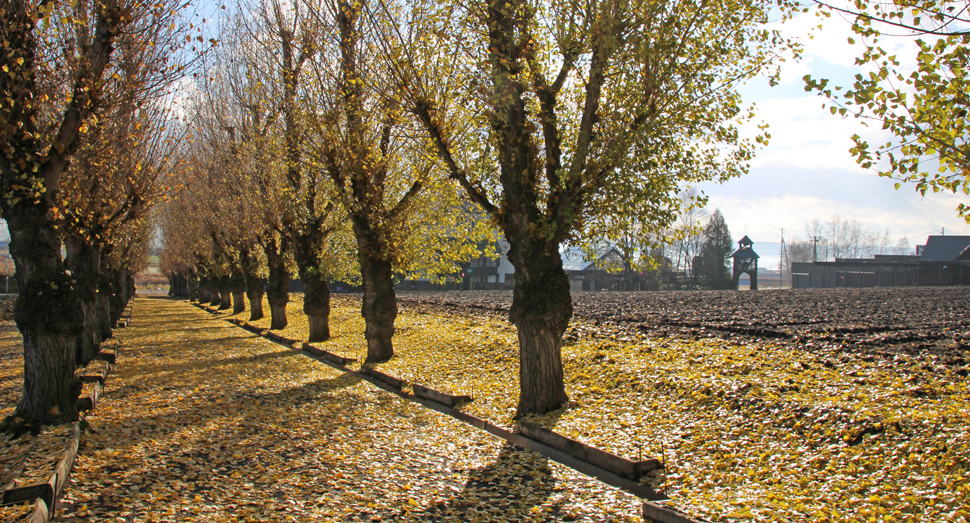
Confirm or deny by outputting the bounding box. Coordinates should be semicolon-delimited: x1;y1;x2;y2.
458;248;515;290
730;235;759;290
791;235;970;288
561;244;627;291
394;240;514;291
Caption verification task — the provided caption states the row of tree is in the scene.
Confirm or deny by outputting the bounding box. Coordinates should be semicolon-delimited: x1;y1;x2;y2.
2;0;962;427
1;0;198;427
161;0;798;415
786;217;912;264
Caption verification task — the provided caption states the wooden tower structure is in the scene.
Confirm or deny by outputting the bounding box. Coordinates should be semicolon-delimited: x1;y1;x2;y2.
731;235;759;290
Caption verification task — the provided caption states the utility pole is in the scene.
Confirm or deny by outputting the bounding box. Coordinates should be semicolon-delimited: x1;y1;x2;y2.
779;228;785;289
811;236;820;263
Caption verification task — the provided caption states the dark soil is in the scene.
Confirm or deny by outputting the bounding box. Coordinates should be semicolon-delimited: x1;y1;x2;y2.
397;287;970;364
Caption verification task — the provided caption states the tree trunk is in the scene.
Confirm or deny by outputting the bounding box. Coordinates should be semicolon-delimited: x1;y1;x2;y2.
508;243;571;417
264;238;290;330
360;255;396;363
176;273;187;297
240;248;264;320
230;269;246;314
64;237;102;365
245;275;265;321
205;277;218;305
218;275;232;310
292;230;331;341
110;267;130;323
6;207;83;425
187;273;199;300
197;276;208;302
301;269;331;342
97;270;114;341
208;278;221;306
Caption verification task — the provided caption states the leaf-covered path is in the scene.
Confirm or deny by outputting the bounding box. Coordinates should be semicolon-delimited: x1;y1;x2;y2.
57;297;643;522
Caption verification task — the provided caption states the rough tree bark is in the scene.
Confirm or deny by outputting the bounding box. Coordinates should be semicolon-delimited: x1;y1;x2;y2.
64;237;103;365
97;268;115;341
239;247;264;320
293;238;331;342
218;275;232;310
6;209;84;424
358;253;396;363
230;269;246;314
507;243;572;414
263;236;290;330
109;266;131;324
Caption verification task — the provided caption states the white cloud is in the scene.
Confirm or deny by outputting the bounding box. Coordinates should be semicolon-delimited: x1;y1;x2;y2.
746;95;877;171
693;4;970;252
764;7;922;86
699;168;970;247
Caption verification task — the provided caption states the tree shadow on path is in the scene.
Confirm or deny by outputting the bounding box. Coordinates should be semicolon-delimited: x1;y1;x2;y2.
399;441;568;522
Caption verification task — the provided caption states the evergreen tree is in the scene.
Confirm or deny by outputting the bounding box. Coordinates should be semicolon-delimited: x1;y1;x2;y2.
693;210;734;290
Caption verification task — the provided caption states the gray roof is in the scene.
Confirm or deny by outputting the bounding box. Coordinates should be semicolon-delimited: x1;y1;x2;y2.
560;244;621;272
561;247;595;271
919;235;970;262
731;246;760;259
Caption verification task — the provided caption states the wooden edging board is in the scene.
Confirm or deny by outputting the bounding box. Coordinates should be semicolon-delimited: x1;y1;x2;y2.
412;383;473;408
0;498;51;523
52;423;82;508
302;343;357;365
359;366;408;389
643;500;714;523
28;498;48;523
228;316;682;507
2;320;124;520
1;422;82;516
517;419;660;481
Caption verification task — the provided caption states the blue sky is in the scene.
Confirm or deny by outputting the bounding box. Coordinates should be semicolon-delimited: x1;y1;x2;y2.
696;7;970;270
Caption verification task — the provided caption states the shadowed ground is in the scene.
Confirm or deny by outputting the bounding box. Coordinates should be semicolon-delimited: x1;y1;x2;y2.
55;297;643;522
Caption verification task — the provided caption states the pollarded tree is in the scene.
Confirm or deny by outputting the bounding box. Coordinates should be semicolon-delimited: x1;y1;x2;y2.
236;0;346;341
692;209;733;290
0;0;193;426
301;0;492;363
806;0;970;220
195;17;291;324
395;0;797;414
60;15;191;364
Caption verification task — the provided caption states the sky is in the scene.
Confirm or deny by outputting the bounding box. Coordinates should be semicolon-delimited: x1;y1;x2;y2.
697;6;970;270
2;2;966;272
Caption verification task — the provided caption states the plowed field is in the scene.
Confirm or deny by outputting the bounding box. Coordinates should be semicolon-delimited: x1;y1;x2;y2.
398;287;970;363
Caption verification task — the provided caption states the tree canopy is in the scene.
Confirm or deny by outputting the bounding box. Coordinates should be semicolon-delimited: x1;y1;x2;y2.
693;209;734;290
391;0;798;414
806;0;970;220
